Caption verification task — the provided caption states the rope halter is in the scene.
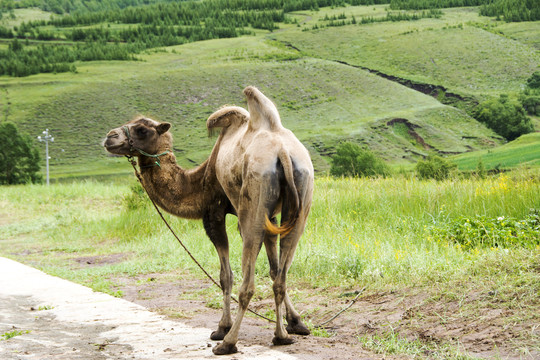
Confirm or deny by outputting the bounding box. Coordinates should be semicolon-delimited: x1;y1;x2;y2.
123;125;170;168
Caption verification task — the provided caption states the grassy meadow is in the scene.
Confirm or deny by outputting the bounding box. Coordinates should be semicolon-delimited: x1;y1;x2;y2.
278;7;539;97
452;132;540;170
1;172;538;290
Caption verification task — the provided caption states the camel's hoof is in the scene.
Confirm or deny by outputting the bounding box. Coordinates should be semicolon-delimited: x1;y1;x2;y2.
272;336;295;346
287;321;311;336
212;342;238;355
210;326;231;341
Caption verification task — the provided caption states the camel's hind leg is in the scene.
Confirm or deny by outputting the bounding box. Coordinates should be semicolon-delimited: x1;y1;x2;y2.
271;217;309;345
263;222;310;337
272;172;312;345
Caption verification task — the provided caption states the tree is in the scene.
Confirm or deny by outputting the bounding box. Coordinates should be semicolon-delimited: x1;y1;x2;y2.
526;71;540;89
474;94;533;141
0;122;42;184
330;142;390;177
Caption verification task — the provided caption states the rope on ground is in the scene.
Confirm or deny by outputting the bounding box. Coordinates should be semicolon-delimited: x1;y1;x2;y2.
315;287;366;328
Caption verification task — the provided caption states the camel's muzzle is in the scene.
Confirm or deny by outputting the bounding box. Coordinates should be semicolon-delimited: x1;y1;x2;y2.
103;130;127;153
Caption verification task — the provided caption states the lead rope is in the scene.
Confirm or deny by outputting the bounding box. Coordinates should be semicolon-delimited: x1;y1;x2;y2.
126;155;364;328
126;156;275;324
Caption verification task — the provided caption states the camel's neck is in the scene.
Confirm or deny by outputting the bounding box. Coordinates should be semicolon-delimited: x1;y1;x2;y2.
138;153;207;219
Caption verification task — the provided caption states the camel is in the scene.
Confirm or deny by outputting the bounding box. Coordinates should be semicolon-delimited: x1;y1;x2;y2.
103;86;314;355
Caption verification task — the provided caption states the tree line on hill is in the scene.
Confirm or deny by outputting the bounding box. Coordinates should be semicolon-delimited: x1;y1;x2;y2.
0;0;536;77
389;0;538;21
307;8;442;30
0;0;394;77
479;0;539;22
390;0;486;10
0;38;134;77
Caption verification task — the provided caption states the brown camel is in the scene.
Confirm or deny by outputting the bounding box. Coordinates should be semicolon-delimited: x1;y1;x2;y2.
103;86;314;355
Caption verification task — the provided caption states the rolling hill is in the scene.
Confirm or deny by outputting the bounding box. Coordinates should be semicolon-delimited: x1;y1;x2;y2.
0;4;538;179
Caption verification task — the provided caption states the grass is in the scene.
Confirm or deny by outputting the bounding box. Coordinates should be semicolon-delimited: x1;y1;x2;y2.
358;327;480;359
6;48;498;177
494;20;540;49
0;8;53;28
276;7;539;97
1;330;31;340
1;171;538;290
452;132;540;171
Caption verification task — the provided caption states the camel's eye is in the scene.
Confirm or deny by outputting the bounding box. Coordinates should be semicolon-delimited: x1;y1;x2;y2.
136;126;148;137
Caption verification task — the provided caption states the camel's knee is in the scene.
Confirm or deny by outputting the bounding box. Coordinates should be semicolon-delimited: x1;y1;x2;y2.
238;283;255;308
220;268;233;291
272;280;286;303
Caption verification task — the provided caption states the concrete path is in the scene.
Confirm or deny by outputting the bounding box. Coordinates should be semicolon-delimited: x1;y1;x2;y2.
0;257;297;359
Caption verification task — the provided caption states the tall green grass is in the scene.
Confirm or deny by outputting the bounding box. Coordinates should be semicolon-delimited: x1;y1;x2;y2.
1;172;538;292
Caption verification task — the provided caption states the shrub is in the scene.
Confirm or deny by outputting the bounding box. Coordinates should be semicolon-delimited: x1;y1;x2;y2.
520;94;540;116
428;210;540;250
330;142;390;178
474;94;533;141
476;158;486;179
0;122;42;185
415;155;456;180
122;182;149;211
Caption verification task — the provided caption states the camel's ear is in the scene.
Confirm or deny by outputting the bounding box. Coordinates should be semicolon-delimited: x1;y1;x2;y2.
157;122;171;134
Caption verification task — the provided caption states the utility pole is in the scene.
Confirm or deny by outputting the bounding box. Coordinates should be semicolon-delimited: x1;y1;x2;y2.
37;129;54;185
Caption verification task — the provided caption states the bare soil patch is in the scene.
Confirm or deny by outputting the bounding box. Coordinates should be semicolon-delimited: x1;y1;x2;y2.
72;253;132;267
110;272;539;360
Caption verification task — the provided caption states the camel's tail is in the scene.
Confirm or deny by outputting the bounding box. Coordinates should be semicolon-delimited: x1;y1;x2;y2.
265;149;301;237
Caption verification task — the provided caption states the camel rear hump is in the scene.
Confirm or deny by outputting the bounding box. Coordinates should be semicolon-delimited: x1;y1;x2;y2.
243;86;284;132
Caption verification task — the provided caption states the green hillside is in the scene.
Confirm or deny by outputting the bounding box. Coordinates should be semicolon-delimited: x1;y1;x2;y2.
276;7;539;97
0;3;538;179
1;36;501;177
452;132;540;170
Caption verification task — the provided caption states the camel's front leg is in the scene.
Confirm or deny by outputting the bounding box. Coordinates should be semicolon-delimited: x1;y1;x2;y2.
203;211;233;341
212;232;261;355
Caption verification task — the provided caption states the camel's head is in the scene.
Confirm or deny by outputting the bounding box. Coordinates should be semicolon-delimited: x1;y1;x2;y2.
103;116;171;157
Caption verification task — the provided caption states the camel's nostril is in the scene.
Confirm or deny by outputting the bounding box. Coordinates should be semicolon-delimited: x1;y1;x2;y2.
107;132;119;139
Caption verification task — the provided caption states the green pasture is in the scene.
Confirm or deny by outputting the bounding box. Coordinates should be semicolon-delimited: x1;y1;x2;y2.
0;8;53;27
452;132;540;171
495;20;540;49
2;36;500;179
0;5;537;181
